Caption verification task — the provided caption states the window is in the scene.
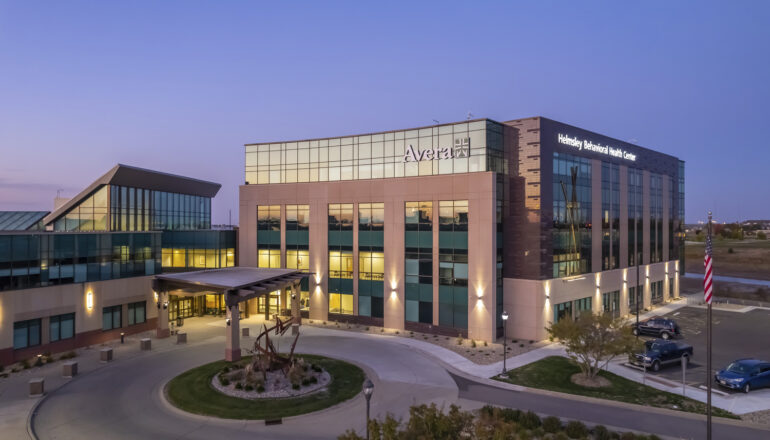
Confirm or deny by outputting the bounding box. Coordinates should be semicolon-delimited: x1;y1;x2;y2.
438;200;469;329
628;284;642;310
102;305;122;330
13;318;41;349
602;291;620;318
50;313;75;342
553;301;572;323
601;162;620;270
628;168;643;266
405;201;433;324
651;280;664;304
128;301;146;325
329;204;354;315
573;297;592;318
553;153;592;277
359;203;384;318
258;249;281;268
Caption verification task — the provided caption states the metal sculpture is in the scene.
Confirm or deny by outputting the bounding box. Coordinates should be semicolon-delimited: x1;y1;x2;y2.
249;316;300;376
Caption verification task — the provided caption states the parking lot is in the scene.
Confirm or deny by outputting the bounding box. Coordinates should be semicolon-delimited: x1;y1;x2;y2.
633;306;770;393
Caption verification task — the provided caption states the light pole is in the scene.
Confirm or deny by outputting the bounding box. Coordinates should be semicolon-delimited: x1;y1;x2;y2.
501;311;509;374
363;379;374;440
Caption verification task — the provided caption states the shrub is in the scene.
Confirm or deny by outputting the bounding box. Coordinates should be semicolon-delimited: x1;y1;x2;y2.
554;433;569;440
483;341;488;347
219;377;230;386
222;366;231;373
235;382;243;390
542;416;562;433
22;359;31;369
529;340;534;344
457;338;463;346
409;331;414;336
519;411;541;430
34;356;44;367
311;364;322;373
728;247;734;254
471;340;477;348
292;383;300;390
564;420;588;438
593;425;611;440
365;327;370;331
244;384;254;391
395;331;399;335
322;321;326;325
380;328;384;333
310;376;318;384
520;343;525;348
302;378;310;386
257;385;265;393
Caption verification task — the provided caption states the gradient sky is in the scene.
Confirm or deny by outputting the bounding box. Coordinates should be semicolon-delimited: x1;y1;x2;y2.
1;1;768;224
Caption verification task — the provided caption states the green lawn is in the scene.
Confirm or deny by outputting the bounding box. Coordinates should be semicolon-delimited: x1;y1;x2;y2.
494;356;737;419
166;354;365;420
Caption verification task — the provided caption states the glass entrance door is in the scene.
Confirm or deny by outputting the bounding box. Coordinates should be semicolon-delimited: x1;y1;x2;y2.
257;290;282;316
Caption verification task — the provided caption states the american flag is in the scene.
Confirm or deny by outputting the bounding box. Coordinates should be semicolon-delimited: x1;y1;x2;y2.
704;225;713;304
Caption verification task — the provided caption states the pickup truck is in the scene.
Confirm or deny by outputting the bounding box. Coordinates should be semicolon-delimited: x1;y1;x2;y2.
630;339;693;372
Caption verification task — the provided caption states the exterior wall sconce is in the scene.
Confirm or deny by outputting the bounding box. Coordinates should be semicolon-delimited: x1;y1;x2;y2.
154;291;159;302
226;318;231;326
86;291;93;310
545;294;550;300
163;301;168;310
390;290;397;299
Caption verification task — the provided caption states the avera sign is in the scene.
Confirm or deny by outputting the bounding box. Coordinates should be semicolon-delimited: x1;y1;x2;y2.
403;137;470;162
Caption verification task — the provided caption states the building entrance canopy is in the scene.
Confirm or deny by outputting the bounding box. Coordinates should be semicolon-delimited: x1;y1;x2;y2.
152;267;310;361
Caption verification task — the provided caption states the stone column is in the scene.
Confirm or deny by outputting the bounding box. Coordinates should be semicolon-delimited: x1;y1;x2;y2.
156;290;170;338
291;281;302;324
225;292;241;362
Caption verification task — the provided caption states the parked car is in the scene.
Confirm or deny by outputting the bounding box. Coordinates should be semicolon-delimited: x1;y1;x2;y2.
630;339;693;372
715;359;770;393
631;317;681;339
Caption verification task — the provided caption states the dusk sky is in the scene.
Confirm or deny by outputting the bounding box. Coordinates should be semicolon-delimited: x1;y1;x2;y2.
1;1;768;224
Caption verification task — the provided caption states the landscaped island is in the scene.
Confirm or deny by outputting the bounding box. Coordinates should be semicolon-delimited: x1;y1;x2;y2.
166;354;365;420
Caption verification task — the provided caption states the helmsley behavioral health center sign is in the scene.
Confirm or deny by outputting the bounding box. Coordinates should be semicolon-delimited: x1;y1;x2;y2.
558;133;637;162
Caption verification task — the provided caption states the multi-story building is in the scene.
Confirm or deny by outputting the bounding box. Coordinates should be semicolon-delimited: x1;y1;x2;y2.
240;117;684;342
0;164;235;365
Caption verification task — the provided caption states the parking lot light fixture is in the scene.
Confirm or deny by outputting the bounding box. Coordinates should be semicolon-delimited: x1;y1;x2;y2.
363;379;374;440
501;311;509;374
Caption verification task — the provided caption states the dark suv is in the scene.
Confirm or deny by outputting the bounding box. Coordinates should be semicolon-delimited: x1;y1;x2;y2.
632;317;681;340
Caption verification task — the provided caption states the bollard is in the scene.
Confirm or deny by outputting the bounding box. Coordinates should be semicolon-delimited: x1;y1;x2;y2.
121;332;125;344
100;347;113;363
140;338;152;351
62;361;78;378
176;332;187;344
291;324;299;336
29;378;45;397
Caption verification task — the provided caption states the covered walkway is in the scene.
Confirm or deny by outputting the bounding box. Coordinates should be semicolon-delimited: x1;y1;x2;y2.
152;267;310;361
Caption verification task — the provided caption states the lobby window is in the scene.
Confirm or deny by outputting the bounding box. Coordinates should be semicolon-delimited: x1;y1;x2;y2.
628;168;643;266
13;318;41;349
602;291;620;318
257;205;281;268
601;162;620;270
358;203;384;318
628;284;642;310
128;301;146;325
438;200;468;330
50;313;75;342
329;204;354;315
651;280;664;304
102;305;122;331
574;297;592;319
650;174;663;263
552;153;592;278
405;201;433;324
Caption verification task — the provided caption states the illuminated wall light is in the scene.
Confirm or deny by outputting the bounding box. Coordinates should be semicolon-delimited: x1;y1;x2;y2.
314;272;322;284
153;291;159;302
390;290;397;300
86;291;94;309
314;285;322;295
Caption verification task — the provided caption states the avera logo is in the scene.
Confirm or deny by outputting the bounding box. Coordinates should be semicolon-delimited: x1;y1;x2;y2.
453;137;470;158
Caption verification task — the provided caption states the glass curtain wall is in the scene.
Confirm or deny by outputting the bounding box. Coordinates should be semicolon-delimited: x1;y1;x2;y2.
650;174;663;263
245;120;496;185
628;168;643;266
602;290;620;318
438;201;468;330
285;205;310;311
601;162;620;270
552;153;592;278
328;204;353;315
160;230;235;270
0;232;160;292
103;186;211;231
358;203;384;318
405;202;433;324
257;205;281;268
55;186;109;231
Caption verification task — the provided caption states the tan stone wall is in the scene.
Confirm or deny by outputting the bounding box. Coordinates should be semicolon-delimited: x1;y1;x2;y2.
0;276;156;364
238;172;499;340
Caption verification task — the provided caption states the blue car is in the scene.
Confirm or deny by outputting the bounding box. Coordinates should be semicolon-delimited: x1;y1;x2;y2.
715;359;770;393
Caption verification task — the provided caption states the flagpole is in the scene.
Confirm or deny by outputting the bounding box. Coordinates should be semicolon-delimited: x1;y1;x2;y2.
706;211;713;440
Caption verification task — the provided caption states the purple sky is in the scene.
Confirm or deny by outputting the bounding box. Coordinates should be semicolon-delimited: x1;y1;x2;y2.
1;1;768;224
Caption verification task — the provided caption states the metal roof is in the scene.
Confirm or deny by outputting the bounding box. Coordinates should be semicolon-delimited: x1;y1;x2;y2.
44;164;221;226
0;211;49;231
154;267;308;291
